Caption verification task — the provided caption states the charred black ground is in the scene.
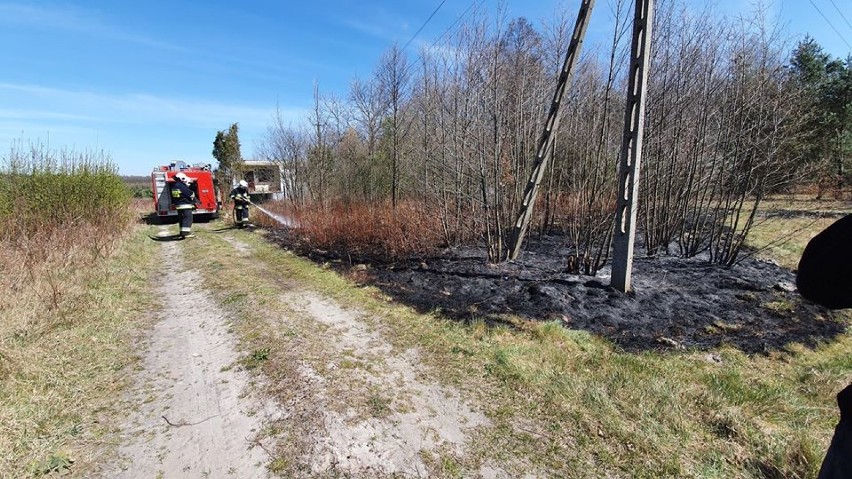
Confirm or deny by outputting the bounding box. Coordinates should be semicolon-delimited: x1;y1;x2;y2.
268;230;847;354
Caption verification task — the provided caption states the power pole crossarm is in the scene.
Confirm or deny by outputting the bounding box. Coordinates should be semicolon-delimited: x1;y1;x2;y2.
506;0;596;261
611;0;655;293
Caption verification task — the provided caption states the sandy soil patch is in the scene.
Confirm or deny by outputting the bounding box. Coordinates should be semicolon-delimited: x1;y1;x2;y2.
282;291;492;477
98;238;276;478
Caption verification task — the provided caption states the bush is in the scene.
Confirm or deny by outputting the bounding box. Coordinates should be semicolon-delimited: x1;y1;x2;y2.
292;200;442;260
0;142;130;239
0;141;133;312
132;187;153;199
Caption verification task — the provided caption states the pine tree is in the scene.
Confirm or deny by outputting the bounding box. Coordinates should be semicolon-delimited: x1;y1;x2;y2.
789;38;852;197
212;123;243;185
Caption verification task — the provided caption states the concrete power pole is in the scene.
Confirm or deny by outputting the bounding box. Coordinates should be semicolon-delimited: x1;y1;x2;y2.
506;0;595;261
611;0;655;292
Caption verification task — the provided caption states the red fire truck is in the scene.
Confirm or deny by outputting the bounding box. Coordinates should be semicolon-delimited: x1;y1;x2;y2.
151;162;220;220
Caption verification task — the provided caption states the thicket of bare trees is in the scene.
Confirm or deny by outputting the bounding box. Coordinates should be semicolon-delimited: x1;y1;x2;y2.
258;0;818;269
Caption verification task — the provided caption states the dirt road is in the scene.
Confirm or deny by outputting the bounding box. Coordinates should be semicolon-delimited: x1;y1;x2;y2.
100;227;498;478
99;236;275;478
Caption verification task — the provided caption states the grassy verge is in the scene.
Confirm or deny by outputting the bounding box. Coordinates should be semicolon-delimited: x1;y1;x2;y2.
182;218;850;478
746;195;851;269
0;226;160;477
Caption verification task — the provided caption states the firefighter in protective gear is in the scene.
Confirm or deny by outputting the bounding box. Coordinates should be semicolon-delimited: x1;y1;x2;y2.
171;172;198;238
229;179;252;228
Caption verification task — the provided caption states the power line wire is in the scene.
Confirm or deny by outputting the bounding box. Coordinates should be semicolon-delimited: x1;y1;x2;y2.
827;0;852;33
402;0;448;52
403;0;481;75
807;0;852;50
429;0;479;49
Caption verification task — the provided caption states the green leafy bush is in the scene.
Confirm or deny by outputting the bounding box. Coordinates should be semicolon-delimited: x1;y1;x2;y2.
0;141;131;239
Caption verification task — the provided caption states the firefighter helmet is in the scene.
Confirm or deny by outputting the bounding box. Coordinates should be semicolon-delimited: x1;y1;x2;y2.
175;172;192;183
239;180;248;188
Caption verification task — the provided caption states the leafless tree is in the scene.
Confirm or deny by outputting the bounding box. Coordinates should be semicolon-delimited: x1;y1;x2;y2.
257;106;309;206
376;44;412;209
258;0;806;270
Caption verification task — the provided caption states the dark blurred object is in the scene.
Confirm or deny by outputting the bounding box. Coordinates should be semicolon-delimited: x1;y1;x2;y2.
796;214;852;309
818;383;852;479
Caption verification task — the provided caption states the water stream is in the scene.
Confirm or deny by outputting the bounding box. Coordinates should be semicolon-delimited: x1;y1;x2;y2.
254;204;296;227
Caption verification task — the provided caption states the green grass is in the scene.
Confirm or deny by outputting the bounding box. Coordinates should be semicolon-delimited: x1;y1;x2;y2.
0;194;831;478
176;217;851;478
746;195;851;269
7;195;844;477
242;348;271;370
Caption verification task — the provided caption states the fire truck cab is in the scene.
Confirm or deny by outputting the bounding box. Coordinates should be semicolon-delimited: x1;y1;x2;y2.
151;161;220;220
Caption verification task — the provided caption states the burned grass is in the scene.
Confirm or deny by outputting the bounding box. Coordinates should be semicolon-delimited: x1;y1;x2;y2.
269;229;848;355
251;223;849;478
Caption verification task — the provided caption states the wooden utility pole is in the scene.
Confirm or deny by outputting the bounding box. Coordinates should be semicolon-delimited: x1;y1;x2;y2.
611;0;655;292
506;0;596;261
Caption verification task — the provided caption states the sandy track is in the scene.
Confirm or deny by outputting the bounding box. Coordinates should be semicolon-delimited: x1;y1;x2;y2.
219;233;500;477
283;291;492;477
100;238;275;478
100;231;501;478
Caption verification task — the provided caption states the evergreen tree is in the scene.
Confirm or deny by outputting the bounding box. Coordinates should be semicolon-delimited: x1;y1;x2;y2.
789;38;852;196
212;123;243;185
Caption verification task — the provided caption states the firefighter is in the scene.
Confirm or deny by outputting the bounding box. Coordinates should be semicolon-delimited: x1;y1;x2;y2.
229;179;252;228
171;172;198;238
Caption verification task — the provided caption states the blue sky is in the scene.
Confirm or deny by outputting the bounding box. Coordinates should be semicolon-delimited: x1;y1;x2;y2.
1;0;850;175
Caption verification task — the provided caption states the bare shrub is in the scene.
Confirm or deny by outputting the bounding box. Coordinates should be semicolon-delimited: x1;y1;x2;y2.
293;200;442;261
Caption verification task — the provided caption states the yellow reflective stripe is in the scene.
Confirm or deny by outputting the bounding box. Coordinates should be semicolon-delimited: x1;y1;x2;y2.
175;204;194;210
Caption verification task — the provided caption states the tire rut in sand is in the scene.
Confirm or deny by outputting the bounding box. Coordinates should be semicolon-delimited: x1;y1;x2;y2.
99;239;277;478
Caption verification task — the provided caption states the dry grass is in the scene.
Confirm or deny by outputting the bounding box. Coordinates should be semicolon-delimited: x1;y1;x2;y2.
2;186;847;477
0;146;155;477
272;200;443;260
0;225;158;477
746;194;852;269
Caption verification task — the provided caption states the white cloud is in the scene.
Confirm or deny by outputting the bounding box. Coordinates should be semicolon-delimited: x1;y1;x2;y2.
336;5;411;42
0;83;310;174
341;18;401;42
0;82;305;130
0;109;100;122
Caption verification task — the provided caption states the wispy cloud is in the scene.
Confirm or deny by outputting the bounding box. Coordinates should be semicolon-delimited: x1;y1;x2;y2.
0;109;100;122
0;83;310;173
335;5;410;42
0;82;305;130
342;18;401;42
0;2;183;51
